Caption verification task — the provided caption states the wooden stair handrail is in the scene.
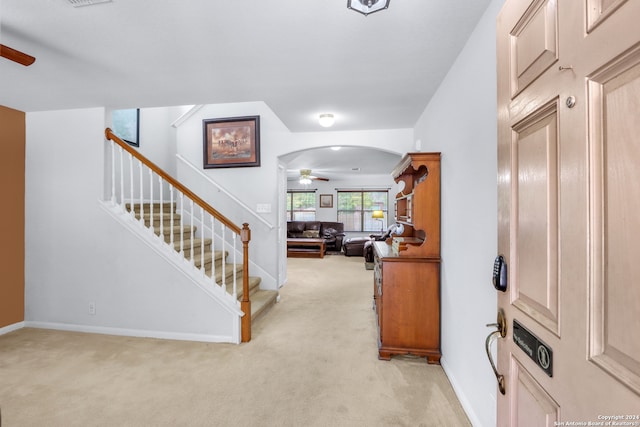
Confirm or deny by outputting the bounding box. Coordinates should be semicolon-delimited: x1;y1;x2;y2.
105;128;253;342
106;128;242;234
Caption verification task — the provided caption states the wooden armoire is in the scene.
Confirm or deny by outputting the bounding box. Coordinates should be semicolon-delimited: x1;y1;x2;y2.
372;152;441;363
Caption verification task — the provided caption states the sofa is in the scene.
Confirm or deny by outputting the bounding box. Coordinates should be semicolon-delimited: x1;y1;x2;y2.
287;221;345;252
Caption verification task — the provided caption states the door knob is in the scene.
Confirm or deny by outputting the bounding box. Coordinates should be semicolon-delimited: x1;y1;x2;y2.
485;309;507;395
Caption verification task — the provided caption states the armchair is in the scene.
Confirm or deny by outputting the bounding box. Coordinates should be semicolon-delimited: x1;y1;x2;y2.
320;222;346;252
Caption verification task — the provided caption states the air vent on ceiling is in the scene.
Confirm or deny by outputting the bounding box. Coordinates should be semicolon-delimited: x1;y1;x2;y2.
67;0;112;7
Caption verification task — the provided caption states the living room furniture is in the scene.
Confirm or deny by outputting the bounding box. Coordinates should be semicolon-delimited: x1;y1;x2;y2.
287;238;326;258
342;237;369;256
344;224;398;258
287;221;345;252
373;152;441;362
364;224;404;261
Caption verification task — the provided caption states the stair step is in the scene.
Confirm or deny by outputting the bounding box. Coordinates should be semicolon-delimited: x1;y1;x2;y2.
155;225;197;243
250;290;279;322
127;202;176;214
173;238;213;256
133;212;182;226
210;263;243;284
192;257;243;284
189;250;226;268
125;200;276;334
237;276;262;300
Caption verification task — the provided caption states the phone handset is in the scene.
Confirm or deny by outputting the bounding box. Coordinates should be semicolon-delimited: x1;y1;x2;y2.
493;255;507;292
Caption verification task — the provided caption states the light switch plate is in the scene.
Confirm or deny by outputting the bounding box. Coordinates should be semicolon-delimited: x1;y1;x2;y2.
256;203;271;213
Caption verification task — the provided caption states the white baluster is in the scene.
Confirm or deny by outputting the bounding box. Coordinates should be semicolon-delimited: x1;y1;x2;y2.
129;154;134;219
210;215;216;284
200;207;205;276
110;142;116;204
119;146;124;212
221;223;226;292
232;232;237;299
138;160;144;224
189;199;195;266
148;168;153;234
158;175;164;243
179;192;184;256
169;185;175;248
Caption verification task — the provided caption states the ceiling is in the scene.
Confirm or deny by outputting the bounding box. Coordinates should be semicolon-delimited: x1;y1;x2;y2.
282;146;402;182
1;0;492;180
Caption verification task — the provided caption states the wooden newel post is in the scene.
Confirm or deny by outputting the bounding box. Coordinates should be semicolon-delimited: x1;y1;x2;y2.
240;223;252;342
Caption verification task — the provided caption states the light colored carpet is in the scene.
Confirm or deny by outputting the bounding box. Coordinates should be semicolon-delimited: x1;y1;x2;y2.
0;255;470;427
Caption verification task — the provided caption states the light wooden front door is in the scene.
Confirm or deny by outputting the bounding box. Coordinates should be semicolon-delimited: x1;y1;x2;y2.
496;0;640;424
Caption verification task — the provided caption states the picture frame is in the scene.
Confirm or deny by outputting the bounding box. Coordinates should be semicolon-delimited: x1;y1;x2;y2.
111;108;140;147
319;194;333;208
203;116;260;168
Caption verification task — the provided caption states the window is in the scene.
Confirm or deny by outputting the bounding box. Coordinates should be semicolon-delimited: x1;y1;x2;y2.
286;191;316;221
337;190;388;232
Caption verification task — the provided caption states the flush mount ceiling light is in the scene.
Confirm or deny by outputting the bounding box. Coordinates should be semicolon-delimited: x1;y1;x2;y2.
347;0;391;16
318;113;335;128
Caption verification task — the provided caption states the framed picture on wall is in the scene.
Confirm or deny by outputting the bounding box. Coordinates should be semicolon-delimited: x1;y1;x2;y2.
111;108;140;147
203;116;261;168
320;194;333;208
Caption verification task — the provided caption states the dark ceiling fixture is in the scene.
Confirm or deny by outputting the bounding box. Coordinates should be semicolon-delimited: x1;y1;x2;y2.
347;0;391;16
0;44;36;66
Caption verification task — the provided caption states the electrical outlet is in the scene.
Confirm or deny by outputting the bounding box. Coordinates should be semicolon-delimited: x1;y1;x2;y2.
89;301;96;315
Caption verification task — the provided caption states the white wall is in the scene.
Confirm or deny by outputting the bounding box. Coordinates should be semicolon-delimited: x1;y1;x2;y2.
413;0;504;426
137;106;183;177
25;108;239;342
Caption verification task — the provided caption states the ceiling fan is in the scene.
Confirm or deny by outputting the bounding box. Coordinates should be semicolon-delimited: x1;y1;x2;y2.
298;169;329;184
0;44;36;66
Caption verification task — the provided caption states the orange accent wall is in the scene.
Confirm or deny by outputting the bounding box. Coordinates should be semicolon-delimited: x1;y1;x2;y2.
0;105;25;328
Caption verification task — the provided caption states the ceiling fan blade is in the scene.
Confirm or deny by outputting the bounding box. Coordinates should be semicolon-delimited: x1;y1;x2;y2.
0;44;36;66
312;176;329;181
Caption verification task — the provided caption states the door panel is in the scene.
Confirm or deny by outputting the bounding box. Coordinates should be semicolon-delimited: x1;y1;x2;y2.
497;0;640;424
511;356;559;427
512;100;559;334
509;0;558;97
587;0;630;32
588;46;640;395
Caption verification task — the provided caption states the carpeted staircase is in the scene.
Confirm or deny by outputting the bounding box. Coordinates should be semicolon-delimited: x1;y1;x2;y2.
127;202;278;323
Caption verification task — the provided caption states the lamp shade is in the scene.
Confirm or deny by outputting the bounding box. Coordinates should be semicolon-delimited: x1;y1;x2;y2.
372;210;384;219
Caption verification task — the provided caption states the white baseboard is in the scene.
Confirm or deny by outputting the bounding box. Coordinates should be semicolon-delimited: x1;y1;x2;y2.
441;356;486;427
24;321;235;344
0;321;25;335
